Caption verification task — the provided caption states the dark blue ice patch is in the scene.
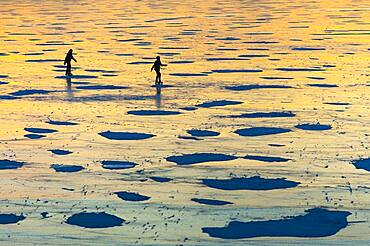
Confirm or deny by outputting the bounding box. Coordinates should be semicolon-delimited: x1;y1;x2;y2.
260;76;293;80
76;85;128;90
0;75;9;78
307;83;338;88
127;110;181;116
99;131;155;140
0;95;18;100
292;47;326;51
206;58;249;61
202;208;350;239
235;127;291;137
0;214;25;224
0;82;9;85
180;106;198;111
115;191;151;202
170;73;208;77
46;120;78;126
55;75;99;79
24;128;57;134
243;155;291;162
324;102;350;106
226;111;295;118
169;60;194;64
25;59;61;63
50;164;84;173
224;84;292;91
187;129;220;137
307;76;326;80
178;136;201;141
196;100;243;108
150;176;173;183
295;123;332;131
276;67;324;72
66;212;125;228
150;84;174;88
24;134;46;139
10;89;51;96
101;160;137;170
0;160;24;170
191;198;233;206
351;158;370;172
211;69;262;73
202;176;300;190
49;149;73;155
166;153;238;165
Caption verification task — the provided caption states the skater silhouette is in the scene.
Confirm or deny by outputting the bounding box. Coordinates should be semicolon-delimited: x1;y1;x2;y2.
64;49;77;76
151;56;167;85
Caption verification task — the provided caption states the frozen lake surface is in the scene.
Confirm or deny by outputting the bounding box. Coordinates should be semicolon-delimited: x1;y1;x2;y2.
0;0;370;244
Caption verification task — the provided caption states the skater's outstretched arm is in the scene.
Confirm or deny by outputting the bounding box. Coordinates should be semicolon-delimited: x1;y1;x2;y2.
151;64;155;71
72;56;77;63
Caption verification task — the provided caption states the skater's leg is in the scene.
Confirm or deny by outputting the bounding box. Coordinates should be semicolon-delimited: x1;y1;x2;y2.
158;72;162;84
66;63;72;76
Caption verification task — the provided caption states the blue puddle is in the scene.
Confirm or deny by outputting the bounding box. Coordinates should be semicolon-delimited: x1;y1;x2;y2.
50;164;84;173
225;111;295;118
150;176;173;183
191;198;233;206
211;69;262;73
127;110;181;116
187;129;220;137
295;123;332;131
166;153;238;165
0;214;26;224
46;120;78;126
49;149;73;155
76;85;128;90
101;160;137;170
244;155;291;162
66;212;125;228
99;131;155;140
0;82;9;85
351;158;370;172
24;128;57;134
149;84;174;88
115;191;151;202
10;89;51;96
196;100;243;108
202;208;350;239
224;84;292;91
307;83;338;88
0;75;9;78
202;176;300;190
0;160;24;170
235;127;292;137
24;134;46;139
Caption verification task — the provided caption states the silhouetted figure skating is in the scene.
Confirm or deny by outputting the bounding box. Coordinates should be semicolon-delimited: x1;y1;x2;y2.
151;56;167;85
64;49;77;76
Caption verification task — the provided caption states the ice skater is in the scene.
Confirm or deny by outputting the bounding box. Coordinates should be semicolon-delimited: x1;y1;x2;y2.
151;56;167;85
64;49;77;76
